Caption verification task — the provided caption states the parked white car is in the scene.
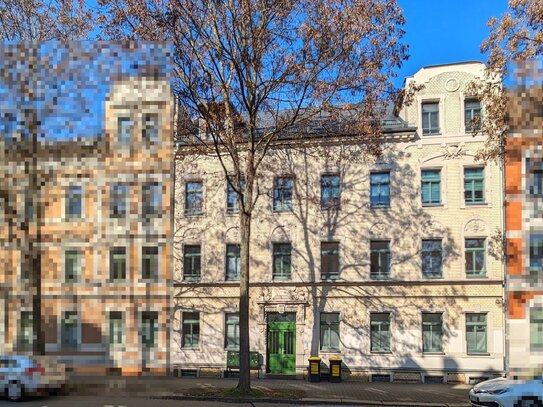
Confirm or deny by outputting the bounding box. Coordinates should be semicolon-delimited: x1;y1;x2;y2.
0;355;66;401
469;377;543;407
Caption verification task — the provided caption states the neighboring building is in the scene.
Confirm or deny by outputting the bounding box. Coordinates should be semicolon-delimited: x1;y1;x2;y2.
172;62;505;383
0;77;174;375
505;85;543;380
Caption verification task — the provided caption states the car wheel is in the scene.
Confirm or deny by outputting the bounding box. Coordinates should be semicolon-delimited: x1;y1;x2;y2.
6;382;23;402
515;397;543;407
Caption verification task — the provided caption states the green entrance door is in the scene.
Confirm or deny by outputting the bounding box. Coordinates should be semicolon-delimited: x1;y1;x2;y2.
267;313;296;374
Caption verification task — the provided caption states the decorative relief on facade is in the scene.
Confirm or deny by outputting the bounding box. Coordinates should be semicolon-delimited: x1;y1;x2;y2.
445;77;460;92
369;222;387;237
421;218;445;235
464;219;487;235
442;144;464;159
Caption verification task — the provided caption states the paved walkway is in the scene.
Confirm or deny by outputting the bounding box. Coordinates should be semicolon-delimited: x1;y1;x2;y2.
69;376;472;406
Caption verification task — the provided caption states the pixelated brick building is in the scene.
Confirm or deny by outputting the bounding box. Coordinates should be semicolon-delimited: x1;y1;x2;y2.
505;84;543;380
0;75;174;375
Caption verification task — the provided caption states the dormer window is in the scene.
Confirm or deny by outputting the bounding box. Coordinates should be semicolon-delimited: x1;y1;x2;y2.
421;102;439;135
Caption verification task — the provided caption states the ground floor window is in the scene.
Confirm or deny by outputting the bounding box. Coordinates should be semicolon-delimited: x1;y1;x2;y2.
61;311;79;349
320;312;340;352
466;313;487;354
370;313;391;352
182;312;200;349
422;312;443;353
141;311;158;348
530;307;543;351
225;313;240;350
18;311;33;347
109;311;124;345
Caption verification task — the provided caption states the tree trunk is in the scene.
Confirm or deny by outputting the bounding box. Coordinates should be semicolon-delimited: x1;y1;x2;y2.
237;209;251;391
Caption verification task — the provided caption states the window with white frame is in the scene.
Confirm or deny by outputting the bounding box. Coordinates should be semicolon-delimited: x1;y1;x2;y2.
370;313;391;352
421;102;439;135
466;313;487;354
320;312;340;352
422;312;443;353
182;312;200;349
225;313;240;350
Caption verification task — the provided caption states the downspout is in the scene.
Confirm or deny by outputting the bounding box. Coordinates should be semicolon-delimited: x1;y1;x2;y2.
501;134;508;378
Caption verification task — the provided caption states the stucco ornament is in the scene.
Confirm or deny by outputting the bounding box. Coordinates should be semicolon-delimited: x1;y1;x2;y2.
464;219;487;235
442;144;464;159
369;222;387;237
445;77;460;92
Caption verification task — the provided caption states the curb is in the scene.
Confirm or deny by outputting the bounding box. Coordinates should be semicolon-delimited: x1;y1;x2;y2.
153;395;471;407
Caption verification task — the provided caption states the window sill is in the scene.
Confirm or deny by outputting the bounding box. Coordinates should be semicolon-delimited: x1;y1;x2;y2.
182;347;201;351
139;279;159;284
272;277;292;282
319;350;341;354
463;202;488;207
467;352;490;356
370;351;392;354
370;205;390;210
183;277;201;283
320;206;341;211
370;276;391;281
321;277;340;282
422;203;443;208
422;275;443;280
421;132;441;137
466;274;487;279
225;211;240;217
184;212;205;217
273;208;293;214
422;352;445;356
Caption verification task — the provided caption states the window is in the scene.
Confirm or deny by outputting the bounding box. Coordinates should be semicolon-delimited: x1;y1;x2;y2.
421;102;439;135
142;246;159;280
183;245;201;281
109;311;124;345
185;181;203;215
530;234;543;274
370;240;390;280
464;100;482;132
422;313;443;353
273;177;293;212
320;174;340;209
141;311;158;348
66;185;83;219
465;238;486;277
466;313;487;354
464;168;485;204
20;257;30;282
370;313;391;352
117;117;132;144
182;312;200;349
110;185;128;218
225;313;240;350
110;247;126;282
61;311;78;348
530;307;543;351
421;170;441;205
142;183;161;217
273;243;292;280
19;311;33;347
321;242;339;280
370;172;390;208
143;113;159;143
530;169;543;197
64;249;81;282
226;178;244;214
320;313;340;352
225;244;241;281
24;191;34;220
422;239;442;278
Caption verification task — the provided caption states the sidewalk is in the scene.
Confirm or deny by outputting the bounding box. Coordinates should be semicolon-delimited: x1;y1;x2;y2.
68;375;472;406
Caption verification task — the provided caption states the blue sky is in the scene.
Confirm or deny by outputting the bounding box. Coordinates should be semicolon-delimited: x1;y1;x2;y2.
395;0;509;86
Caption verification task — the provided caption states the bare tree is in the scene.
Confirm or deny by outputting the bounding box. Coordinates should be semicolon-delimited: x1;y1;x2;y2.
468;0;543;161
99;0;407;391
0;0;93;354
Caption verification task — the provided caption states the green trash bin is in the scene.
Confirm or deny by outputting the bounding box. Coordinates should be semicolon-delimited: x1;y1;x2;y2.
308;357;321;382
329;357;342;383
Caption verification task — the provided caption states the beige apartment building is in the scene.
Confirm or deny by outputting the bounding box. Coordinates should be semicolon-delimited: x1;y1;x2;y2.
0;76;174;375
173;62;505;383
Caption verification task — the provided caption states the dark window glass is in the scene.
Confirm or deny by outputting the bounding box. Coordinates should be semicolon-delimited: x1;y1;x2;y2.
273;243;292;280
143;113;159;143
182;312;200;349
183;245;201;281
464;168;485;204
530;169;543;197
109;311;124;345
19;311;33;347
465;238;486;277
421;170;441;205
422;102;439;135
64;249;81;282
530;307;543;351
225;244;241;281
530;234;543;275
370;240;390;279
464;100;482;132
370;313;391;352
142;246;159;280
185;181;203;215
141;311;158;348
320;313;340;351
226;178;244;214
422;239;442;278
422;313;443;353
321;174;340;209
370;172;390;207
273;177;294;212
66;185;82;219
110;247;126;281
142;183;161;217
110;185;128;217
61;311;78;348
321;242;339;280
117;117;132;144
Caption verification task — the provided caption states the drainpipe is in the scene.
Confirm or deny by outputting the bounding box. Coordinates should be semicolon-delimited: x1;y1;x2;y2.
501;134;508;378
